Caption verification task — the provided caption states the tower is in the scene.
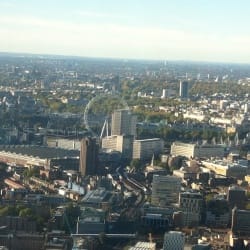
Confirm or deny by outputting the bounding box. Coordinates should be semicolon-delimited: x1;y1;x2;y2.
79;137;98;176
111;109;136;137
179;81;189;99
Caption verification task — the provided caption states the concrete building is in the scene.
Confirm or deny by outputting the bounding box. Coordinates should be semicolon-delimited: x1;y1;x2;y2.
133;138;164;160
163;231;185;250
179;81;189;99
171;142;225;159
47;137;81;150
231;207;250;237
161;89;167;99
101;135;133;159
227;185;246;209
201;160;248;178
0;145;79;170
76;207;106;234
192;244;212;250
151;175;181;207
129;241;156;250
81;187;115;210
206;199;230;228
179;191;203;227
79;137;99;176
111;109;137;137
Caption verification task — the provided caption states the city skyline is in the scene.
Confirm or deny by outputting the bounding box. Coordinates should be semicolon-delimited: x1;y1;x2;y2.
1;0;250;63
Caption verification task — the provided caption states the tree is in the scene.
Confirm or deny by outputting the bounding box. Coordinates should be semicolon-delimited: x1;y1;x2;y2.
19;208;33;218
130;159;143;172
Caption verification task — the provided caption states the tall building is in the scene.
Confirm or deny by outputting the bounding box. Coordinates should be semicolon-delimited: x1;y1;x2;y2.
179;191;203;227
79;137;98;176
179;81;189;99
163;231;185;250
151;175;181;207
161;89;167;99
101;135;134;160
111;109;137;137
227;185;246;209
231;207;250;236
133;138;164;160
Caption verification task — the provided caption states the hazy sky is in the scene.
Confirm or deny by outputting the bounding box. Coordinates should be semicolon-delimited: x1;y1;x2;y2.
1;0;250;62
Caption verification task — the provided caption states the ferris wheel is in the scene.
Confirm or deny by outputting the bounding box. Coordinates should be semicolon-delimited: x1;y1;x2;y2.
83;93;129;138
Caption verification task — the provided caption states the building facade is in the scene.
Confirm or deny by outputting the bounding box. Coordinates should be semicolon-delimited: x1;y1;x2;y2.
179;191;203;227
111;109;137;137
171;141;225;159
231;207;250;237
179;81;189;99
133;138;164;160
79;137;98;176
163;231;185;250
151;175;181;207
101;135;133;159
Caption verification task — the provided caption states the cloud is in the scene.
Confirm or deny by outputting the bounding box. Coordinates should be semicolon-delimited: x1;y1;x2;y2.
77;10;127;19
0;14;250;62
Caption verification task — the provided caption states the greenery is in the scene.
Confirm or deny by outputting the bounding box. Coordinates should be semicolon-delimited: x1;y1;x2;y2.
130;159;144;172
0;204;46;231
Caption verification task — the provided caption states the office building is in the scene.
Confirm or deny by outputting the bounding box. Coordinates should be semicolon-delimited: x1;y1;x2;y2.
163;231;185;250
170;141;225;159
179;81;189;99
161;89;167;99
101;135;133;159
79;137;98;176
129;241;156;250
227;185;246;209
151;175;181;207
111;109;137;137
133;138;164;160
0;145;79;170
179;191;203;227
192;244;212;250
206;199;230;228
231;207;250;236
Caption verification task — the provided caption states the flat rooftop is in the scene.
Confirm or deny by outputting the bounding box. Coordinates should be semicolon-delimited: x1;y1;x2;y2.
0;145;79;159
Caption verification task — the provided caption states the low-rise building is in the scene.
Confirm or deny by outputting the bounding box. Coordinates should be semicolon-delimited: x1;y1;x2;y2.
202;160;248;178
133;138;164;160
171;142;225;159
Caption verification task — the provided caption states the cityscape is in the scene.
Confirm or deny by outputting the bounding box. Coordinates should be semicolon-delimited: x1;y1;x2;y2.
1;1;250;250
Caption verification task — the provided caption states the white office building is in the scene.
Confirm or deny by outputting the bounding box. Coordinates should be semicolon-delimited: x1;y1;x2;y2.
171;141;225;159
133;138;164;160
111;109;137;137
101;135;133;159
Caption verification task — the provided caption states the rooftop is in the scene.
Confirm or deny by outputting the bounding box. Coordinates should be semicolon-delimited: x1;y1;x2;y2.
0;145;79;159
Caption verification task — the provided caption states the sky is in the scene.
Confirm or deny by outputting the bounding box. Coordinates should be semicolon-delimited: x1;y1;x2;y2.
1;0;250;63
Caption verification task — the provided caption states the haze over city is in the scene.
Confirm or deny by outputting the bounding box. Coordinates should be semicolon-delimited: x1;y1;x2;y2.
1;1;250;250
1;0;250;63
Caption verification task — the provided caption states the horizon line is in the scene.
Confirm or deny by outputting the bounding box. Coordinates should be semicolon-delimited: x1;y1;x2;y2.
0;50;250;65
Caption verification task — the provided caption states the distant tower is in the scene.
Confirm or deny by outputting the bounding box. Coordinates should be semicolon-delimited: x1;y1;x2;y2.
179;81;189;99
161;89;167;99
111;109;137;137
79;137;99;176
